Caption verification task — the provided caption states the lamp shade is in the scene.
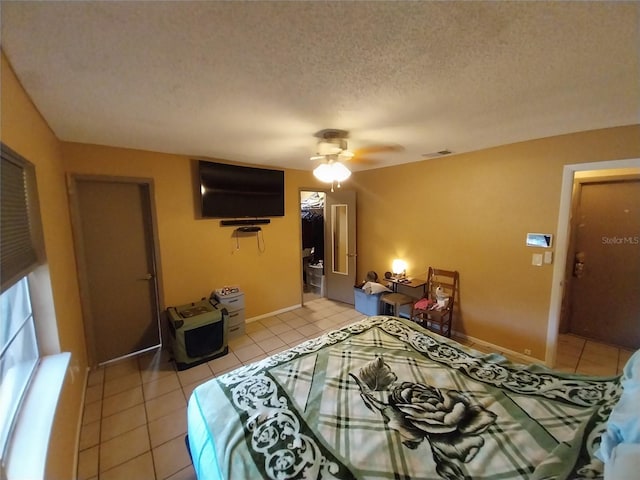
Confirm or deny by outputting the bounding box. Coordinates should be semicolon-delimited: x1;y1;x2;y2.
392;259;407;275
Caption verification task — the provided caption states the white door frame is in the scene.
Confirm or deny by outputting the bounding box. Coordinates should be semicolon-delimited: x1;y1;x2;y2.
546;157;640;366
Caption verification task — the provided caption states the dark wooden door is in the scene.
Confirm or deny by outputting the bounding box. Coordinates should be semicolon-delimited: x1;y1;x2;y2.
72;179;161;364
567;180;640;348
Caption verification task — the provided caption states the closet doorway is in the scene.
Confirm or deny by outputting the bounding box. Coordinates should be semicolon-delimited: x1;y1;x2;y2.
299;189;358;305
300;191;325;303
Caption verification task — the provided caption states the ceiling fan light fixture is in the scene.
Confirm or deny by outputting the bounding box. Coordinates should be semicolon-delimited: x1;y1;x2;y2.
312;162;334;183
312;160;351;183
311;129;353;189
331;161;352;182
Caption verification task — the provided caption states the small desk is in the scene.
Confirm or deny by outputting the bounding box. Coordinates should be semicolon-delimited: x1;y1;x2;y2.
381;277;427;317
385;277;427;294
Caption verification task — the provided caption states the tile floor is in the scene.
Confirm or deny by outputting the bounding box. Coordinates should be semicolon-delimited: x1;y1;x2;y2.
77;297;635;479
554;332;633;376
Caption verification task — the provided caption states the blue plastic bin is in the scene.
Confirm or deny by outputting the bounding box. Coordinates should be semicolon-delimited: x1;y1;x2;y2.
353;287;385;316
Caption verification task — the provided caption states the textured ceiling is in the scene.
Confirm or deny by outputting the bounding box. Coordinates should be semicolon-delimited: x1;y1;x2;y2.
1;1;639;172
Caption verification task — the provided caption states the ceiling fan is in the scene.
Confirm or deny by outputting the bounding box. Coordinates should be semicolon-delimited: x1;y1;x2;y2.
310;128;404;165
311;128;404;192
309;129;351;190
310;128;403;190
310;129;354;163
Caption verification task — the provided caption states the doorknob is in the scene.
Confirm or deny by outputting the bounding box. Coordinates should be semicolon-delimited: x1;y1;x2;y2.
573;252;585;279
138;273;154;281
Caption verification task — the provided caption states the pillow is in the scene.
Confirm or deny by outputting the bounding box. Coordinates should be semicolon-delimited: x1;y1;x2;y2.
414;298;434;310
362;281;392;295
605;443;640;479
596;349;640;463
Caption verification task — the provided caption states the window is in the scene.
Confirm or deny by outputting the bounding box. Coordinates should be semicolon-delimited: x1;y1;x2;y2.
0;144;42;464
0;278;38;454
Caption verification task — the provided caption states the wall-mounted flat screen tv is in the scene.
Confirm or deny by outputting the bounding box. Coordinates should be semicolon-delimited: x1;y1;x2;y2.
198;160;285;218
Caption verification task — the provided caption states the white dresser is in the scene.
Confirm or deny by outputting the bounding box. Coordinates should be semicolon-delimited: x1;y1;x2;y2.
305;263;325;296
214;288;245;338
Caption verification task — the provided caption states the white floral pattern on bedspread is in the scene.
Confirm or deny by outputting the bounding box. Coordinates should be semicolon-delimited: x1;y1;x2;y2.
191;316;621;479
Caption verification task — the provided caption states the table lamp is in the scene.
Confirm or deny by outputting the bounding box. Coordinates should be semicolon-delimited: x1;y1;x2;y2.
392;259;407;279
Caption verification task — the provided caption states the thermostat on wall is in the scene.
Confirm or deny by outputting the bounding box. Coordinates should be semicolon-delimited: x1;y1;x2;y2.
526;233;553;248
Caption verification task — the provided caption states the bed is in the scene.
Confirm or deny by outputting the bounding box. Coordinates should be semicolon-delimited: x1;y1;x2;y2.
187;315;625;479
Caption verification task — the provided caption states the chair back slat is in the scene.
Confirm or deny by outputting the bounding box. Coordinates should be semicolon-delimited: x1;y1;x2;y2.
427;267;458;303
412;267;459;337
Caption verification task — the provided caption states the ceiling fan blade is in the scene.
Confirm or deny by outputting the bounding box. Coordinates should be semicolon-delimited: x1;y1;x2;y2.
353;144;405;157
350;144;404;164
349;156;381;166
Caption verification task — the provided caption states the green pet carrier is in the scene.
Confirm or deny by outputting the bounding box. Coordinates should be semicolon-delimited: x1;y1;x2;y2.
167;299;228;370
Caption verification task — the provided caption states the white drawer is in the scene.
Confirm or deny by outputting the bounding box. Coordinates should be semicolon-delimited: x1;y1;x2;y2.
306;265;323;280
226;309;245;327
217;294;245;312
228;322;245;338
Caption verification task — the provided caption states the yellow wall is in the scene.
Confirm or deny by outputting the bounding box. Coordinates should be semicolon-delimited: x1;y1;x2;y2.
62;143;324;314
1;52;87;479
351;125;640;358
63;126;640;362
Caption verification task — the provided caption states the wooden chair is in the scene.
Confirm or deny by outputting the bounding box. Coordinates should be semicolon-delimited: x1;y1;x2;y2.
410;267;459;337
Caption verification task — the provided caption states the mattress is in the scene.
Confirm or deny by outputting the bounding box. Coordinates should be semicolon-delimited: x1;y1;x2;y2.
187;316;621;479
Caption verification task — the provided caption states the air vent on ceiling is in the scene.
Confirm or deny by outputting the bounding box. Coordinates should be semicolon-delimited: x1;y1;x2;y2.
421;149;452;158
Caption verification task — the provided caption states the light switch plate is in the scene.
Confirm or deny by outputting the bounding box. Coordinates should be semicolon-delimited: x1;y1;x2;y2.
544;251;553;264
532;253;543;266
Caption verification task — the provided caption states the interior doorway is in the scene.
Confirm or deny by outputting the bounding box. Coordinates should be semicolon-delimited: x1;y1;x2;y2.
300;191;326;304
68;175;163;366
547;159;640;366
299;189;358;306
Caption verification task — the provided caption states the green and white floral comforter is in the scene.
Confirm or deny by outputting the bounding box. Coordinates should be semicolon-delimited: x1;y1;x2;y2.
187;316;621;479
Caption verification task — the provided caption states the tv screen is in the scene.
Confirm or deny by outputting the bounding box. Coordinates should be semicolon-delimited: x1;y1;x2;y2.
198;161;285;218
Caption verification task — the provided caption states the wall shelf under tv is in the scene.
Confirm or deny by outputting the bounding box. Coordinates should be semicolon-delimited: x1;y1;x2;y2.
220;219;271;227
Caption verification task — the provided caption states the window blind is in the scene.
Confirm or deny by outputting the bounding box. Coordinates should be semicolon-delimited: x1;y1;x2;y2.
1;144;38;292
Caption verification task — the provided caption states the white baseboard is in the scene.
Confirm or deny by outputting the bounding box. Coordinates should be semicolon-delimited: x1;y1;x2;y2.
246;304;302;323
452;330;544;366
